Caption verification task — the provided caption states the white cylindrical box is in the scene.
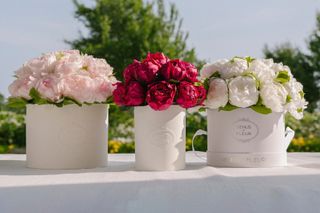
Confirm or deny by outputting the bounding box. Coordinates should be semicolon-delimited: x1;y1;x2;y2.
206;108;294;167
134;105;186;171
26;104;108;169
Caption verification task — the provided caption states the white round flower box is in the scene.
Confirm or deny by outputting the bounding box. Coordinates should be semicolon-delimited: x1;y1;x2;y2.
206;108;295;167
26;104;108;169
134;105;186;171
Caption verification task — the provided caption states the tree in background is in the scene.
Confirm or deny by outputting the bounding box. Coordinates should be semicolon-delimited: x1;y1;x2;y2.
264;13;320;111
0;94;5;111
69;0;204;143
69;0;202;81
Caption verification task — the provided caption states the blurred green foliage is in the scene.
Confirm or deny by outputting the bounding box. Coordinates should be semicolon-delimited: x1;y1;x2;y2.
0;111;25;153
286;112;320;152
69;0;203;81
186;112;207;152
0;98;319;153
1;1;320;154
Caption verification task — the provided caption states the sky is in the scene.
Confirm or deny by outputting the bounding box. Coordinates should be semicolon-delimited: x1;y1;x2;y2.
0;0;319;97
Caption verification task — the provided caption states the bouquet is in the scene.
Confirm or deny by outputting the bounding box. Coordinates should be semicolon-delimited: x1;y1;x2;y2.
8;50;116;107
201;56;308;119
113;52;206;110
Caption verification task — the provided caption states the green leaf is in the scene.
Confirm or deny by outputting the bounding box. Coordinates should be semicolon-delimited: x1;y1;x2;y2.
245;56;255;64
198;107;206;112
209;71;221;79
29;88;42;102
194;82;202;87
275;70;290;84
250;95;272;114
203;78;210;90
7;97;27;108
250;105;272;114
29;88;49;105
299;91;305;98
230;56;243;63
106;96;114;104
38;99;49;105
219;103;238;111
203;72;221;90
54;102;64;108
286;95;292;103
55;52;65;60
63;97;82;107
169;79;179;84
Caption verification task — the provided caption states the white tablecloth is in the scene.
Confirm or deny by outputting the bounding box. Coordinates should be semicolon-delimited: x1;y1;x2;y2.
0;153;320;213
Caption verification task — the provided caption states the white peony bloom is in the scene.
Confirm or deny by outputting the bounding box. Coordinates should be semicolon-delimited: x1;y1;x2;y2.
260;82;288;112
228;76;259;108
200;59;228;79
284;78;303;100
206;78;228;109
283;77;307;119
220;58;248;79
248;59;275;83
271;62;293;79
286;98;308;120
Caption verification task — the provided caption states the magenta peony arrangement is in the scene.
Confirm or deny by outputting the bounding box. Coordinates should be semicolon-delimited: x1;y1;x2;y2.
113;52;206;110
8;50;116;107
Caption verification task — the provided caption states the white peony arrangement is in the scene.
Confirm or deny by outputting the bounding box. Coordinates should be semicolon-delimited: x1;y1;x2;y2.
200;56;308;119
8;50;117;107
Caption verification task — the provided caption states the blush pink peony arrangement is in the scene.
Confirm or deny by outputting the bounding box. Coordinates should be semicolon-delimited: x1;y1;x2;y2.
8;50;116;107
113;52;206;110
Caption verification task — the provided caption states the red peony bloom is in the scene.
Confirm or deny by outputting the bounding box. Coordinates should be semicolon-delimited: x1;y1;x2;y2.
135;61;159;84
123;60;140;83
176;81;206;108
160;59;199;82
143;52;169;68
113;81;145;106
196;84;207;105
146;81;176;111
125;81;146;106
160;59;186;81
182;61;198;82
123;56;163;84
113;82;127;106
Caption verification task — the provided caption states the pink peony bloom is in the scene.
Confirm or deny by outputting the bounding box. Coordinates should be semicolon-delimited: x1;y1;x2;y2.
60;75;96;103
8;77;36;99
35;75;62;102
